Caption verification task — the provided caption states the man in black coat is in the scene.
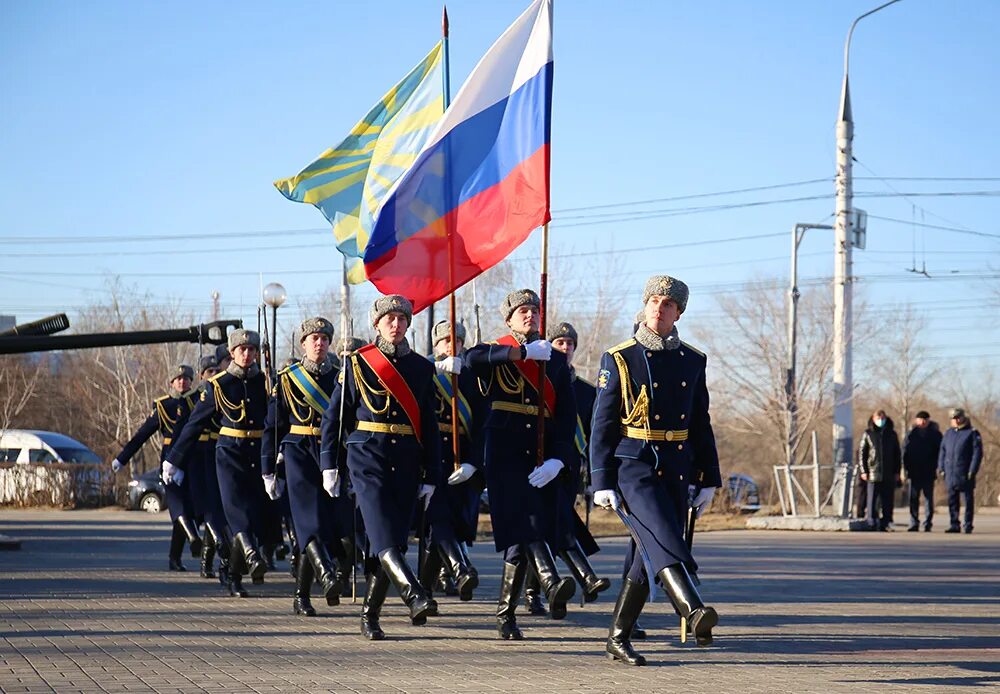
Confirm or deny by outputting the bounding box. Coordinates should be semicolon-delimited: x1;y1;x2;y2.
902;411;942;532
856;409;902;531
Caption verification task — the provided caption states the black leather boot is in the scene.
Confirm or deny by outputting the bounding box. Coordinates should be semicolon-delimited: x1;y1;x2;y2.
417;544;441;616
200;538;216;578
658;563;718;646
176;516;203;558
631;621;647;639
227;534;249;597
496;561;526;640
168;521;187;571
606;579;648;666
526;541;575;620
436;564;459;596
233;532;267;583
438;538;479;601
379;547;433;625
304;539;341;606
523;569;547;616
263;544;277;571
294;552;317;616
559;544;610;603
361;569;390;640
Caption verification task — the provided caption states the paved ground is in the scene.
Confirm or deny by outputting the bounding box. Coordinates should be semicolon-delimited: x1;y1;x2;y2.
1;507;998;693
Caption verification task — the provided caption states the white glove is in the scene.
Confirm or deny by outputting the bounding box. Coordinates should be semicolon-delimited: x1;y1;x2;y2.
418;483;435;509
263;473;279;500
435;356;463;375
594;489;621;511
323;469;340;498
527;458;563;488
448;462;477;486
690;486;716;518
162;461;183;485
523;339;552;361
111;459;123;473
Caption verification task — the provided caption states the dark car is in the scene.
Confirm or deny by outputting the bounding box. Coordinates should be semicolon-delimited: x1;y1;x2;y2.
127;469;166;513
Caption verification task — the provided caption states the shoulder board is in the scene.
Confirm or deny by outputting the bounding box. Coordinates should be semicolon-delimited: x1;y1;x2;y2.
278;365;293;376
680;340;705;358
153;394;169;403
208;371;227;383
608;338;637;355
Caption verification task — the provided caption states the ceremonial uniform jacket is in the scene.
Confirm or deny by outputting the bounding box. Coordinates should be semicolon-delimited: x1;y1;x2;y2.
262;361;339;476
571;373;596;488
116;391;196;465
432;366;487;478
465;338;577;550
170;367;269;469
590;337;721;492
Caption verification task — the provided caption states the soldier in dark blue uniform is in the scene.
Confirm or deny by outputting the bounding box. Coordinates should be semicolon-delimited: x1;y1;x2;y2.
418;320;483;607
167;329;269;597
465;289;578;640
591;275;721;666
547;322;610;603
112;364;202;571
187;355;226;580
262;317;342;616
320;295;440;640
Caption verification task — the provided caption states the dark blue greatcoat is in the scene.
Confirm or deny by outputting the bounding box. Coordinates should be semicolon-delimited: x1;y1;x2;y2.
424;365;487;545
116;391;197;524
189;402;227;530
170;367;269;537
938;424;984;489
590;337;720;577
465;339;577;552
319;346;441;556
262;361;340;552
556;374;600;556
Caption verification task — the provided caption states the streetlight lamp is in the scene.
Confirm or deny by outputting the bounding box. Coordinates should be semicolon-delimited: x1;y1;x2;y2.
262;282;287;377
832;0;903;518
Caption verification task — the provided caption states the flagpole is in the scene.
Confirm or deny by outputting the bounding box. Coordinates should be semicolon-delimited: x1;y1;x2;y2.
536;222;549;467
443;5;461;473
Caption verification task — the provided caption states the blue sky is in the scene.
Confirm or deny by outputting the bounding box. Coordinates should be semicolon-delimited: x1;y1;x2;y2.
2;1;998;383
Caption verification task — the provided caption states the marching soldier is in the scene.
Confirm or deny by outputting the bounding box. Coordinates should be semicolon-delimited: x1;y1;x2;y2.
111;364;202;571
262;317;343;616
547;322;610;602
166;329;269;597
320;295;440;640
591;275;721;666
420;320;484;606
465;289;578;640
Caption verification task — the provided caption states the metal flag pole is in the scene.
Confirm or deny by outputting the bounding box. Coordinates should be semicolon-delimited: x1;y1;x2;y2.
535;222;549;467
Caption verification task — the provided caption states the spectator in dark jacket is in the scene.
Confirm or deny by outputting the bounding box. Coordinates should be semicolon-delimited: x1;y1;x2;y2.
902;411;942;532
855;409;902;530
938;408;984;534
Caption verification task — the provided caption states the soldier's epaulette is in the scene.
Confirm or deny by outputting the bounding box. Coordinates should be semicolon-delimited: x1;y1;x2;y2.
680;340;705;358
608;338;637;355
208;371;227;383
153;394;170;403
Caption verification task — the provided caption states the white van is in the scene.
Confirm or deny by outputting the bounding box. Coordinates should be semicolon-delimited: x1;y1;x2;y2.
0;430;104;505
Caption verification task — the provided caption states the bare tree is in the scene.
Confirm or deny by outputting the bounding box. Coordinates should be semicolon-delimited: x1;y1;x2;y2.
0;356;43;436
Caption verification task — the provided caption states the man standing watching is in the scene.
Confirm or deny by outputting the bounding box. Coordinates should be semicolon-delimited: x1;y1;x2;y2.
902;411;942;532
939;408;983;534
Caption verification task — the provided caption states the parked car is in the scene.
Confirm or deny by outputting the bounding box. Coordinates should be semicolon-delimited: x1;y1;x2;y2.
0;430;103;505
725;473;761;512
127;469;166;513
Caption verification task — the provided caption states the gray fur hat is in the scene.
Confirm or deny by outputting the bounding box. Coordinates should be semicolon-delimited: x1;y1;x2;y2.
228;328;261;351
336;336;366;354
299;316;334;342
548;321;578;345
370;294;413;326
198;355;218;374
500;289;540;321
642;275;689;313
168;364;195;385
432;320;467;346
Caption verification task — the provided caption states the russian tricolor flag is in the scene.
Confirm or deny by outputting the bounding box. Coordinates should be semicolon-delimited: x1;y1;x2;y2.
364;0;553;312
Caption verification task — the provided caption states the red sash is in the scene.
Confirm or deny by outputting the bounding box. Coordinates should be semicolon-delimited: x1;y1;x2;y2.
497;334;557;415
355;345;423;445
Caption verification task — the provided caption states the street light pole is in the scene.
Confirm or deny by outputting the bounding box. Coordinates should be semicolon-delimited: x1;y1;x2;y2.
833;0;903;517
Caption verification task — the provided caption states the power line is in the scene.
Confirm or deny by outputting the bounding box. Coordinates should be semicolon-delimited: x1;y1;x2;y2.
867;215;1000;240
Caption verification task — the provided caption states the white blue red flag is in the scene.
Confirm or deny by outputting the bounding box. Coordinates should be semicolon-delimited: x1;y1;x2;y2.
365;0;553;311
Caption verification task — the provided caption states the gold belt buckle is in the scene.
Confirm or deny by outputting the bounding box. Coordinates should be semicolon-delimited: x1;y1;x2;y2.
664;430;674;441
388;423;400;434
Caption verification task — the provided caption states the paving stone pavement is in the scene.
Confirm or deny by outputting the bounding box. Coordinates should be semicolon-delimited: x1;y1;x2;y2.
1;507;998;693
